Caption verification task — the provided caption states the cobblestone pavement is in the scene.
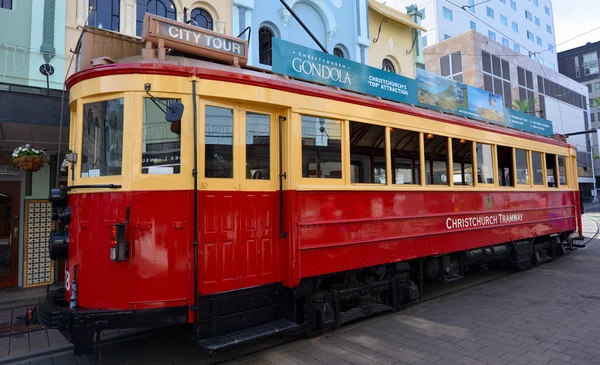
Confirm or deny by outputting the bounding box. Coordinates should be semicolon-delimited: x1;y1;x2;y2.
5;216;600;365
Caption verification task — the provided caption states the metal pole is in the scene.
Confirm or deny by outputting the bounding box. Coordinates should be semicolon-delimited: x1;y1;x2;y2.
278;0;328;53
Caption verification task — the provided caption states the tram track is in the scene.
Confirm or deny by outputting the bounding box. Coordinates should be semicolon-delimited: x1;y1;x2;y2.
10;216;600;365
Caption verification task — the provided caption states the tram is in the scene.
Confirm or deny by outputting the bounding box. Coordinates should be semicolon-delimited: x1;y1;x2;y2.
40;14;582;355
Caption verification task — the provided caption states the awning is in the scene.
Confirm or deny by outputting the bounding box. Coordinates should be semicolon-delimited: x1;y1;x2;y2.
368;0;427;32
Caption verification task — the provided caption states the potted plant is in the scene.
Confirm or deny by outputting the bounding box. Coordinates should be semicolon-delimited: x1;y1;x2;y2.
12;143;47;172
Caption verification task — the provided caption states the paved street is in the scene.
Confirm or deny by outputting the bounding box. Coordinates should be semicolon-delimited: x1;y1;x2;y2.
1;214;599;365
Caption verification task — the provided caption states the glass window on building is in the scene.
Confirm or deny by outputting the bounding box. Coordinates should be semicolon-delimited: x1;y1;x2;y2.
536;36;542;46
443;6;453;21
142;98;181;174
470;21;476;30
89;0;120;31
511;0;517;11
548;44;554;53
501;15;507;26
545;6;550;15
502;38;509;47
0;0;12;10
533;0;538;7
546;25;552;34
136;0;177;36
535;17;540;26
514;43;520;52
301;116;342;179
468;0;475;12
527;31;534;41
489;31;496;41
596;82;600;90
191;8;213;30
512;21;519;32
584;51;599;75
525;10;532;21
422;35;428;48
444;34;452;40
486;6;494;18
81;98;124;177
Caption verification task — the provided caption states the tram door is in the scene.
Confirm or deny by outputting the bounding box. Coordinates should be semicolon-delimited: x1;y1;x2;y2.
199;103;280;294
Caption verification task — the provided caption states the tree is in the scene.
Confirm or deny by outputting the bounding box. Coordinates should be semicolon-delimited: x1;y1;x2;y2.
512;97;538;113
590;97;600;110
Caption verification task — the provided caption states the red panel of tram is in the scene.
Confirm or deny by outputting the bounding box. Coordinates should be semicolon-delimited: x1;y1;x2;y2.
292;190;576;279
129;191;190;308
198;191;279;295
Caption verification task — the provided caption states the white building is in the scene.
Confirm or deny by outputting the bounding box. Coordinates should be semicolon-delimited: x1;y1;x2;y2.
383;0;558;70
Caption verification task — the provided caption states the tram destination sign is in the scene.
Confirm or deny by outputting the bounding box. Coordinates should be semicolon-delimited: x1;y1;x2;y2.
141;14;248;65
272;38;417;105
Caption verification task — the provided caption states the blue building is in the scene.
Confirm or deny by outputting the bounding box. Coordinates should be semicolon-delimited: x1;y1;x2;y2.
232;0;370;68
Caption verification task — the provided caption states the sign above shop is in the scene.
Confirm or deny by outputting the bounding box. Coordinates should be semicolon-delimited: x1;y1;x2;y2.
141;14;248;65
272;38;553;137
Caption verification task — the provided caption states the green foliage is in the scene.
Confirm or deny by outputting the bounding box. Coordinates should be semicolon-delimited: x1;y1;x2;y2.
512;97;538;113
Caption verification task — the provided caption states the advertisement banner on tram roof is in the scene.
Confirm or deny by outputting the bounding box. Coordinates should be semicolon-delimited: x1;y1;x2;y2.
271;38;417;105
271;38;553;137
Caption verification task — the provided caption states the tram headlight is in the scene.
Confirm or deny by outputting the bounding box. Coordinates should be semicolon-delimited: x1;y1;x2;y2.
49;231;69;261
49;188;68;207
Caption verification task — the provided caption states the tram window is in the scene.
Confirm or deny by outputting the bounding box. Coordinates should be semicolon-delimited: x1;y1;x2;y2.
350;121;386;184
390;128;420;185
452;138;473;186
497;145;514;187
205;106;234;178
142;98;181;175
81;98;124;177
424;134;449;185
558;156;567;186
246;112;270;180
301;116;342;179
546;153;558;187
531;151;544;185
515;149;529;185
476;143;494;184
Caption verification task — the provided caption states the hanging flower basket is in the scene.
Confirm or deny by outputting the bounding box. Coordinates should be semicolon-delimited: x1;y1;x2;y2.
12;144;47;172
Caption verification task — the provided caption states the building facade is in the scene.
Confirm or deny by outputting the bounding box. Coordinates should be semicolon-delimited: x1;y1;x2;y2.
0;0;70;289
424;31;593;199
384;0;558;70
367;0;424;79
233;0;369;68
558;41;600;196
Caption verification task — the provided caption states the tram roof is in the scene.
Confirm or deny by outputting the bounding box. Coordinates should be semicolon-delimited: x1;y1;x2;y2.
66;54;573;150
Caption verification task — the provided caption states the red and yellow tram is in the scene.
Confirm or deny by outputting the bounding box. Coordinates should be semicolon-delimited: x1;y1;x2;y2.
40;20;582;355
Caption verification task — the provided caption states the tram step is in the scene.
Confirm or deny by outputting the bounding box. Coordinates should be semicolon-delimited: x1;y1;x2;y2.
197;319;299;351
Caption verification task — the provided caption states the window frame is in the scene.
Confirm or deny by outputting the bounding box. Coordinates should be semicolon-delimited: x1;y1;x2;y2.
240;105;278;191
348;120;388;185
201;100;240;190
76;92;129;185
443;6;453;21
190;7;213;30
297;112;346;186
132;91;192;191
475;142;497;187
451;138;475;188
136;0;177;36
514;148;531;188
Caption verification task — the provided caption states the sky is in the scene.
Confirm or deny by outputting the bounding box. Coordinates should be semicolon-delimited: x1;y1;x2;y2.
552;0;600;52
